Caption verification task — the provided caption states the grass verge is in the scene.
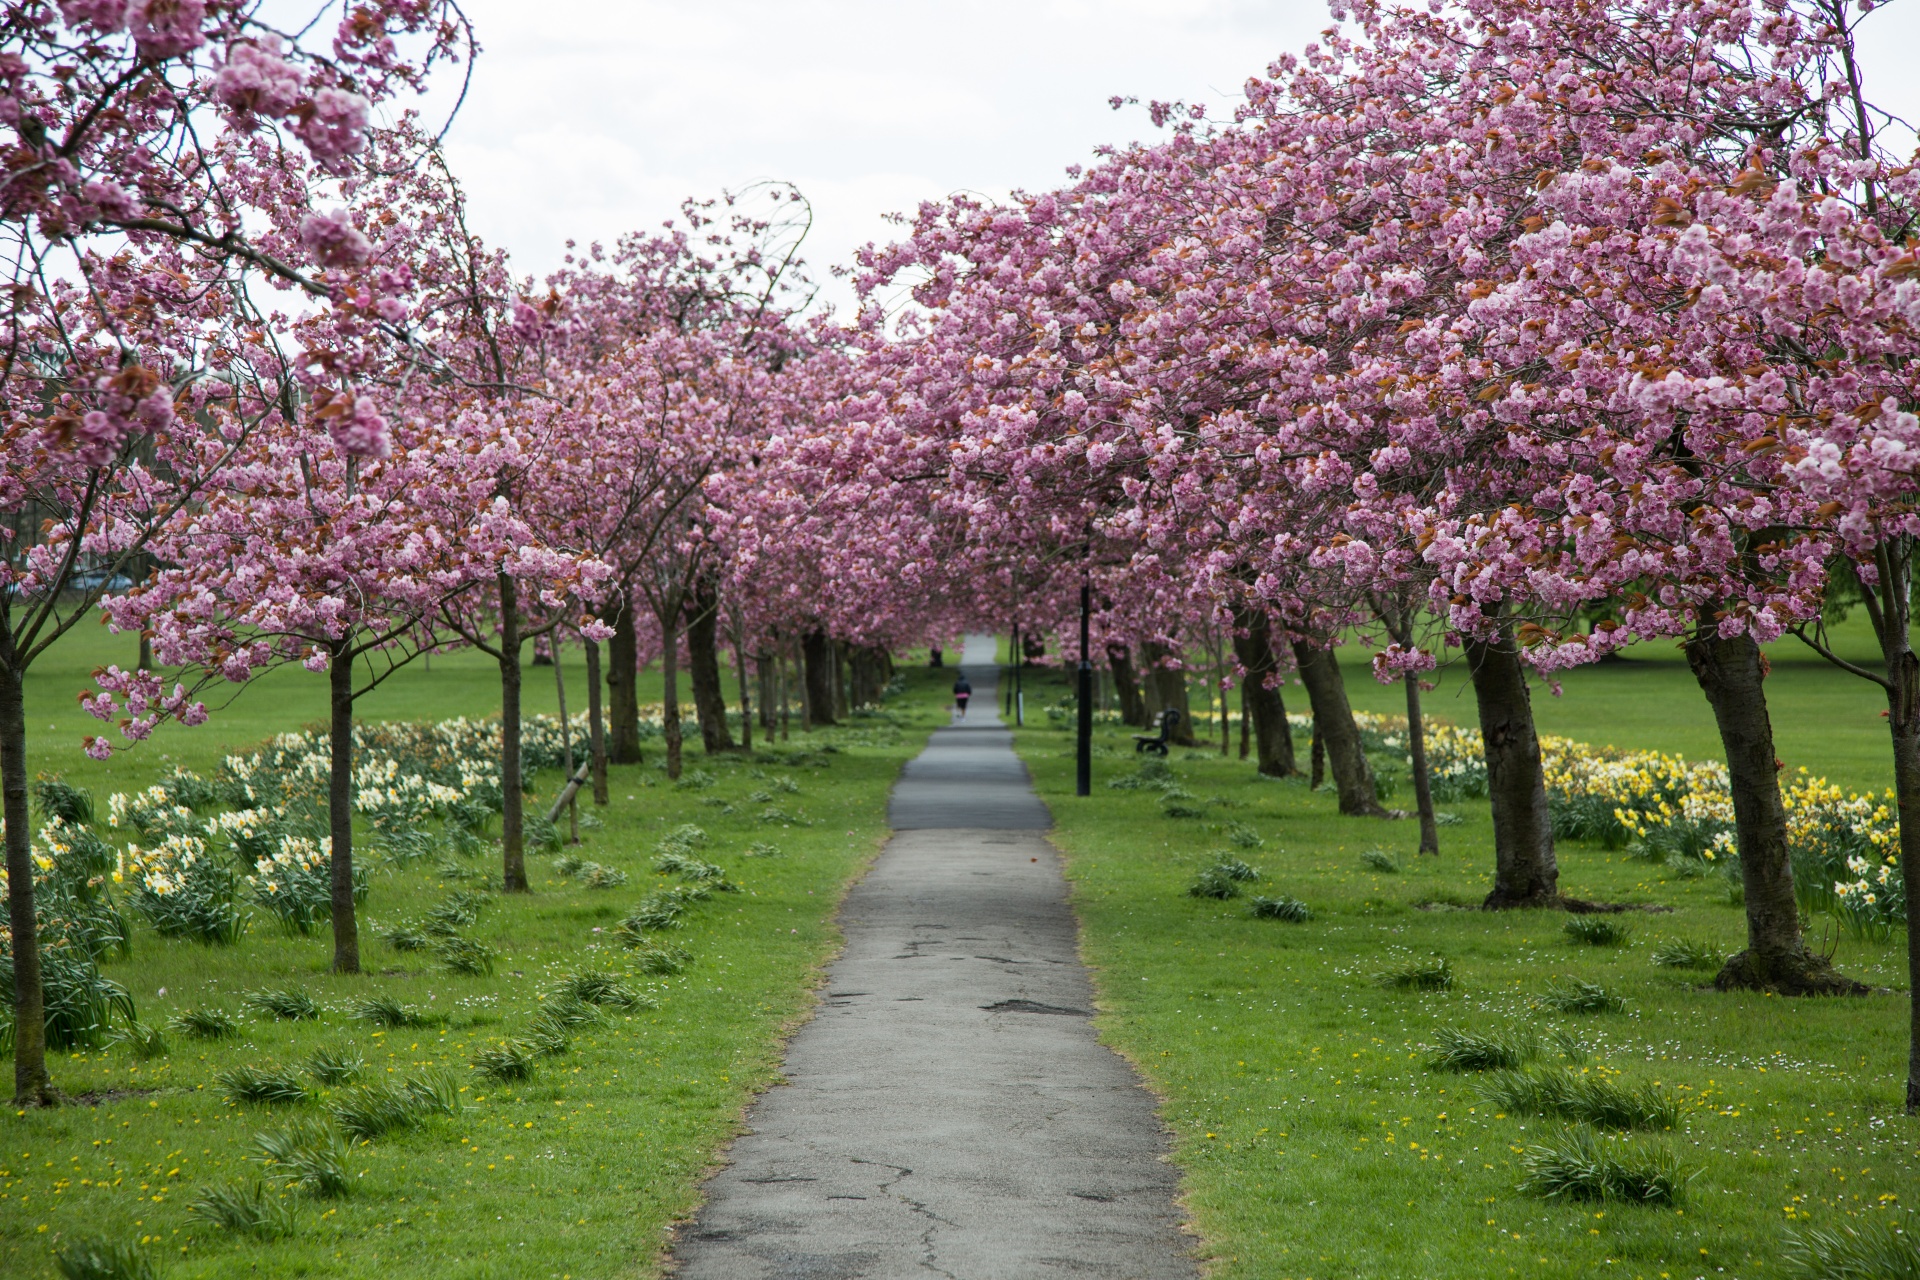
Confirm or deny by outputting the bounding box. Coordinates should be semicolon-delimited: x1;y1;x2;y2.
5;628;952;1279
1009;666;1914;1280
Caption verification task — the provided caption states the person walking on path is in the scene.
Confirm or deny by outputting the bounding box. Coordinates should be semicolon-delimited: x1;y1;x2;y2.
952;672;972;719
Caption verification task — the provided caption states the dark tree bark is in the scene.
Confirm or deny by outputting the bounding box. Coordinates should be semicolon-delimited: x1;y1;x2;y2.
833;640;851;720
1107;649;1138;717
802;630;837;726
606;590;642;765
1309;728;1325;790
849;645;889;708
683;583;736;754
661;625;684;779
1231;607;1297;777
1140;640;1198;745
734;636;753;753
0;649;53;1103
1405;673;1440;856
584;638;608;805
757;650;776;734
1688;620;1862;994
498;572;529;892
1464;629;1557;904
1239;681;1250;760
553;642;577;844
1291;640;1384;815
327;644;363;968
1373;597;1439;854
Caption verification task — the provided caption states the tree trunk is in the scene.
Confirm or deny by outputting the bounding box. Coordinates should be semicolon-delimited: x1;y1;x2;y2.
802;630;836;726
735;638;753;753
1689;621;1861;993
683;585;736;754
137;631;151;672
584;639;609;805
1291;640;1383;816
607;591;642;764
1405;672;1440;856
0;651;53;1104
780;645;793;740
1140;640;1197;745
1109;642;1146;727
328;644;362;970
833;640;850;721
553;642;577;844
1231;608;1297;777
757;651;775;734
1239;681;1250;760
1310;728;1325;789
1464;629;1556;903
1882;629;1920;1107
661;619;684;780
498;573;528;893
849;645;887;708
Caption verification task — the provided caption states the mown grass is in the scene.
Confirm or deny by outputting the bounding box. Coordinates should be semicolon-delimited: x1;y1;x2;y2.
1010;642;1915;1280
5;624;952;1279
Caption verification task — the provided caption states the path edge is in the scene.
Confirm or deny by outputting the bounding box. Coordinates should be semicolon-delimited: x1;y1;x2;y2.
652;753;924;1277
1044;817;1214;1275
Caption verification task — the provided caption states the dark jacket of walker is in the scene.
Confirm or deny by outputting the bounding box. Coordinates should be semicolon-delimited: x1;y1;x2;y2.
952;677;972;699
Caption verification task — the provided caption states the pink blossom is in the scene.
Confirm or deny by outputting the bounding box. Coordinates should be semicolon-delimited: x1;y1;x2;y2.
214;38;305;119
299;208;374;269
126;0;206;60
293;87;370;166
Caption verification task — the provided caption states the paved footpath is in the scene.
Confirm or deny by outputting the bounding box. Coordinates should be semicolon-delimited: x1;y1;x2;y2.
672;635;1194;1280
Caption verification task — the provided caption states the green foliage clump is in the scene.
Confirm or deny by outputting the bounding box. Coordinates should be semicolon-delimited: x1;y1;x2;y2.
217;1064;309;1106
1361;848;1400;873
1565;915;1634;947
1188;857;1259;899
1425;1026;1538;1073
0;946;135;1052
1518;1128;1690;1205
1539;978;1627;1014
552;970;649;1010
631;943;693;975
1650;937;1724;970
350;995;435;1029
254;1120;351;1197
168;1004;238;1040
33;776;94;825
243;987;320;1021
473;1039;539;1083
1478;1067;1680;1130
188;1180;297;1238
422;889;489;934
110;1020;167;1060
1224;821;1264;849
54;1237;155;1280
329;1079;438;1141
1375;956;1454;991
1247;895;1311;922
1784;1217;1920;1280
304;1044;363;1087
742;842;783;858
435;934;495;976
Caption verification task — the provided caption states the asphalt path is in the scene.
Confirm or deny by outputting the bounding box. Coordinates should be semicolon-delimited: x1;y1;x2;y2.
671;635;1193;1279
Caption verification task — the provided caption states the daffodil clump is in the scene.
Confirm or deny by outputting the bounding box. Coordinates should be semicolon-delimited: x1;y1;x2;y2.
1313;711;1909;928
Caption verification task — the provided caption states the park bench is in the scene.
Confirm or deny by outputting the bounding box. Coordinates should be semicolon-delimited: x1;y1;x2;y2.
1133;709;1181;756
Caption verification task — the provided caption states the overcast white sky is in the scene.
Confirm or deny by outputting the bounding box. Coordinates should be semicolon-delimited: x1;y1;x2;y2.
419;0;1920;316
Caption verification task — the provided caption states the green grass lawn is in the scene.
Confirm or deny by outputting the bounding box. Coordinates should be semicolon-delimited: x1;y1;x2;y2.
4;626;953;1279
1009;645;1917;1280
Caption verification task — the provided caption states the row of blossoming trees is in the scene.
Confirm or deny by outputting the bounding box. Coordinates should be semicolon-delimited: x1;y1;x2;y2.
0;0;972;1104
796;0;1920;1107
5;0;1920;1115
